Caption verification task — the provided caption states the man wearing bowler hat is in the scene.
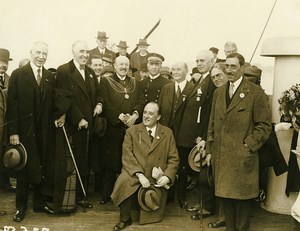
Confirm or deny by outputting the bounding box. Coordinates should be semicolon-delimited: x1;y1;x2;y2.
111;102;179;230
90;31;116;64
7;41;56;222
116;41;130;60
139;53;170;107
0;48;15;193
130;39;150;81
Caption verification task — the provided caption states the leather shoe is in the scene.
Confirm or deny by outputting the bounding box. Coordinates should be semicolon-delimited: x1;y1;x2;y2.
76;200;93;208
6;184;16;193
208;220;226;228
113;218;132;231
191;212;213;220
99;197;111;205
13;210;25;222
178;200;188;208
187;204;200;212
33;205;55;214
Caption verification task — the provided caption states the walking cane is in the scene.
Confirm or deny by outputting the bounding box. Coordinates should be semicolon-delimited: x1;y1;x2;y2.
199;148;204;231
62;126;87;212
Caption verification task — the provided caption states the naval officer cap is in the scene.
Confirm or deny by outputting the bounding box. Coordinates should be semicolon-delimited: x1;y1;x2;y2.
147;53;165;63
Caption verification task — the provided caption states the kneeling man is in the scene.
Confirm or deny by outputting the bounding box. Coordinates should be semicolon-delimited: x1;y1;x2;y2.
111;102;179;230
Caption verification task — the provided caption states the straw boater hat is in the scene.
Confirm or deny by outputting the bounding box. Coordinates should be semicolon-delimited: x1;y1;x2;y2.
3;143;27;170
0;48;13;61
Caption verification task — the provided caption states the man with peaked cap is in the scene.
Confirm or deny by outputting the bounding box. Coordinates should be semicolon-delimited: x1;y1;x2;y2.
116;41;130;60
209;47;224;63
130;39;150;81
0;48;15;193
7;41;56;222
111;102;179;230
139;53;170;107
90;31;116;64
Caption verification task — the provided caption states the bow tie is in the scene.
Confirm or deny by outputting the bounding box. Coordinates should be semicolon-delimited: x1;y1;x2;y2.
79;65;85;70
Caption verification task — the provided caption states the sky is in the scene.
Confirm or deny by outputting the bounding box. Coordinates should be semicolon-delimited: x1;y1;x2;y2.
1;0;300;93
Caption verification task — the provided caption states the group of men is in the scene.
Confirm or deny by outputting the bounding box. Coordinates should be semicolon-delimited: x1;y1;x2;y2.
0;31;272;231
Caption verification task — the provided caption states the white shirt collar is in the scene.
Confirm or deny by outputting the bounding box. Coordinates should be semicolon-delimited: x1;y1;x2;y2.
116;73;126;81
146;124;157;136
230;76;243;94
98;47;105;53
175;79;187;92
149;74;160;80
73;60;85;79
30;62;42;79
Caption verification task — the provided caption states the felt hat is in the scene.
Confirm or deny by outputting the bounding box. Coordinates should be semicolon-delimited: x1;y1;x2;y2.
188;145;205;172
209;47;219;54
117;41;129;48
0;48;13;61
244;65;262;78
138;186;162;212
137;39;150;46
160;66;171;76
102;53;113;64
96;31;108;40
3;143;27;170
100;65;115;75
147;53;164;63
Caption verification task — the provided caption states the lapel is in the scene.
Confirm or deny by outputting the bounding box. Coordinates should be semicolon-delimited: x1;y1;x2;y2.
69;60;89;98
23;63;41;97
139;125;152;148
177;81;194;108
226;78;250;113
190;74;211;106
149;123;166;153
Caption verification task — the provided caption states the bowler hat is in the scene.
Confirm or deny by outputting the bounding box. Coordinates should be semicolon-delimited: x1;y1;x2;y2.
138;186;162;212
100;65;115;75
137;39;150;46
3;143;27;170
96;31;109;40
244;65;262;78
209;47;219;54
0;48;13;61
147;53;164;63
117;41;129;49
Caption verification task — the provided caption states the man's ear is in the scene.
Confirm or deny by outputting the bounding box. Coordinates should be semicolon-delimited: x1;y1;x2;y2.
157;115;161;121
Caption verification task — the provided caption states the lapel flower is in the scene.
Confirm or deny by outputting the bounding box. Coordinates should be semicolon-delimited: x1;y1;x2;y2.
156;136;160;140
182;94;186;102
240;93;245;98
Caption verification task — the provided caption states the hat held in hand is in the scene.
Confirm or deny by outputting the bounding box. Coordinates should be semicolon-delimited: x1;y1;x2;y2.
138;186;162;212
3;143;27;170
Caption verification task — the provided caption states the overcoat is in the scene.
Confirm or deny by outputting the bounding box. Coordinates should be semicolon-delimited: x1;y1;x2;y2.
6;63;56;184
176;75;216;147
206;78;271;199
111;122;179;223
99;74;142;172
89;47;116;62
56;60;101;176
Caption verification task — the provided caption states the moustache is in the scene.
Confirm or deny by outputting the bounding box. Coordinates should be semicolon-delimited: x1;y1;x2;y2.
120;68;128;71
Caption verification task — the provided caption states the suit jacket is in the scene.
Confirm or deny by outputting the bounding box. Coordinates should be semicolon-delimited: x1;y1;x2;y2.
176;74;216;147
158;81;194;137
206;78;271;200
56;60;101;176
111;123;179;223
89;47;116;62
6;63;56;183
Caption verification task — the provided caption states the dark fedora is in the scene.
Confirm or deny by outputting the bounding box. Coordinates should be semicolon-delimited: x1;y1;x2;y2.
137;39;150;46
138;186;162;212
96;31;109;40
209;47;219;54
3;143;27;170
244;65;262;78
0;48;13;61
117;40;129;49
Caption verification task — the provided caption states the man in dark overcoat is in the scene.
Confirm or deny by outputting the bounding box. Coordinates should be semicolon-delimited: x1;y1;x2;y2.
158;61;194;206
7;41;56;222
99;56;141;204
206;53;271;231
111;102;179;230
55;40;102;208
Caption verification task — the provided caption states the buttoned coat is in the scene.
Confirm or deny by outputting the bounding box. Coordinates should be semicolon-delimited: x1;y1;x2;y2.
111;122;179;223
176;74;216;147
6;63;56;183
56;60;101;176
206;78;271;199
158;81;194;137
89;47;116;62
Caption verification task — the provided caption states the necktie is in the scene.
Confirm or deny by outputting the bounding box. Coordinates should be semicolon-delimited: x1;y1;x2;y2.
176;85;181;98
0;75;4;88
229;82;234;99
80;64;85;70
148;130;154;143
37;68;42;86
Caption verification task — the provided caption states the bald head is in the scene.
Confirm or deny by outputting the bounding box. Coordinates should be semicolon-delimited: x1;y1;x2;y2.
196;50;214;74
